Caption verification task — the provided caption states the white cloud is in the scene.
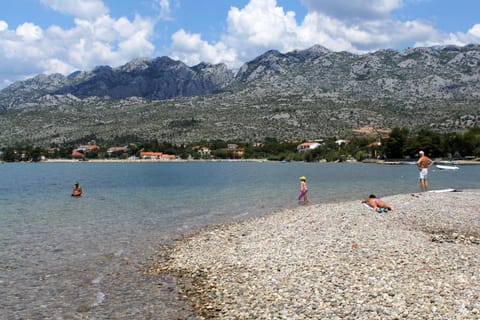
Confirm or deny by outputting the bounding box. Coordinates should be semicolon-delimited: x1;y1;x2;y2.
41;58;76;75
118;29;155;57
225;0;298;48
171;0;302;68
0;2;156;88
171;29;237;66
40;0;109;21
415;28;480;48
63;14;156;69
468;24;480;39
301;0;403;21
16;23;44;41
410;21;480;48
156;0;172;20
294;14;356;52
0;20;8;32
298;11;441;52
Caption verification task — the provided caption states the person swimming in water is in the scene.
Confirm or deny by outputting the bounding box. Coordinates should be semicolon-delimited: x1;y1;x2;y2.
361;194;395;212
71;181;82;197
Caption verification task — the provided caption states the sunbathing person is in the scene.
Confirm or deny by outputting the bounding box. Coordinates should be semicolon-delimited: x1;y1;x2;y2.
361;194;395;212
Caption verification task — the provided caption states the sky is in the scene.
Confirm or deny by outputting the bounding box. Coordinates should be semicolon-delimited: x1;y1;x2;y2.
1;0;480;89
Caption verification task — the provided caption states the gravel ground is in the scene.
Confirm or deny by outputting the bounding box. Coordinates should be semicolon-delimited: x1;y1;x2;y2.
148;190;480;319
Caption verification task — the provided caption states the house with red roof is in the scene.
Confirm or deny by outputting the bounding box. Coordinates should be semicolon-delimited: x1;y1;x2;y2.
139;151;176;160
107;146;128;156
223;144;244;157
72;144;100;158
72;150;84;158
297;142;321;152
192;145;211;156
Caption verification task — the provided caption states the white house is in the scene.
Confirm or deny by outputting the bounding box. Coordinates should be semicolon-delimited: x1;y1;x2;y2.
297;142;320;152
335;139;349;145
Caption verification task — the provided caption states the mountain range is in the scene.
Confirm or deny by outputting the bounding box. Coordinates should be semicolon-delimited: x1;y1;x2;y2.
0;44;479;146
0;57;233;111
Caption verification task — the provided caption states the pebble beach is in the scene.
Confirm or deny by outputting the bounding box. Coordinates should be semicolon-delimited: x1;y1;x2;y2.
148;190;480;319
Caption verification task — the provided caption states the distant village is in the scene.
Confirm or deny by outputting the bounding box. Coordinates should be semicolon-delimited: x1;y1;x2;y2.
68;140;354;160
0;135;387;163
73;142;254;160
64;140;341;161
1;126;479;162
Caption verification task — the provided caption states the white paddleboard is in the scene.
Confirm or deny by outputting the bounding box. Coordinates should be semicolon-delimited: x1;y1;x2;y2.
428;188;457;193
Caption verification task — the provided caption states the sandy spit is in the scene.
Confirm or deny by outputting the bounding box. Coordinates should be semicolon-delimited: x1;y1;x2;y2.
148;190;480;319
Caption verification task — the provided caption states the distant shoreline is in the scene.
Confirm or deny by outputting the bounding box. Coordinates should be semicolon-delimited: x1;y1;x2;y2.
2;157;479;164
362;159;480;165
41;158;269;163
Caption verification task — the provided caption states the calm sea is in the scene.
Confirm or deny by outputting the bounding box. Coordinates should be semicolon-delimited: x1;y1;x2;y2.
1;161;479;319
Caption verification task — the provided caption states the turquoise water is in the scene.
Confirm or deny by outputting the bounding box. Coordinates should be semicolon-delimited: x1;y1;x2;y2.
1;161;478;318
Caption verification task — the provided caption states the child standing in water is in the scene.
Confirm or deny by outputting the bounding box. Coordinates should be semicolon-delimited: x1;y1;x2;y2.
298;176;308;204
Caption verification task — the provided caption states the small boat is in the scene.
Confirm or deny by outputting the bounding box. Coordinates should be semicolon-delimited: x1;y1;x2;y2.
436;164;459;170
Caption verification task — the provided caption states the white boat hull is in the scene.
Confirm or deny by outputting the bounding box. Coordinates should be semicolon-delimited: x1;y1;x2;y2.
436;165;459;170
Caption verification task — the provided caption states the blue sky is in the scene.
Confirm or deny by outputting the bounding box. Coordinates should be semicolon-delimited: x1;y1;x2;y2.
1;0;479;88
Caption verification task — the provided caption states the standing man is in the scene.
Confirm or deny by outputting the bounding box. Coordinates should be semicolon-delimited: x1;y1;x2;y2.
417;151;434;192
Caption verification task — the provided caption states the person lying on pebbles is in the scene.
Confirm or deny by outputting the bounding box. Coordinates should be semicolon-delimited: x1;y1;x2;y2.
361;194;395;211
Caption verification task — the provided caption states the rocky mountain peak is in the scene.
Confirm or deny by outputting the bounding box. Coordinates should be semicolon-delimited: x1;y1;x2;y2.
0;55;234;110
118;57;152;72
1;44;479;112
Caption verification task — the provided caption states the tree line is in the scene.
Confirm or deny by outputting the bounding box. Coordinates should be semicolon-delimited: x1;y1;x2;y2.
1;127;479;162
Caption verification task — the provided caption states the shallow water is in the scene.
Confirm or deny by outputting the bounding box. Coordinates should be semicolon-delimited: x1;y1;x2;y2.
0;161;478;319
